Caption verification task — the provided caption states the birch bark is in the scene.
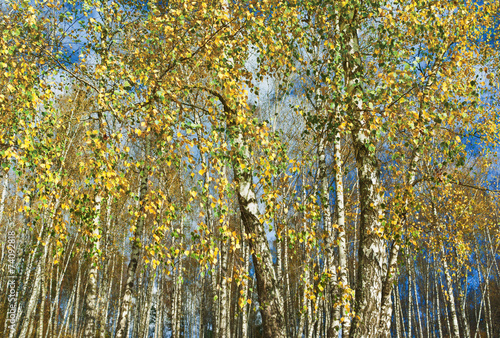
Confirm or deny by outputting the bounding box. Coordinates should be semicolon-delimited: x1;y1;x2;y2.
115;141;149;338
84;193;103;338
203;89;285;337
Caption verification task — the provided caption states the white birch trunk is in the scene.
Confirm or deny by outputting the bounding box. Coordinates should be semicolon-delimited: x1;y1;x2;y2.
241;225;251;338
0;175;8;225
434;260;443;338
115;145;149;338
38;243;52;338
442;249;460;337
338;14;388;337
84;193;103;338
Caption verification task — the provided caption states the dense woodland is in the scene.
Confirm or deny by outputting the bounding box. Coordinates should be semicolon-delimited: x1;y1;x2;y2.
1;0;500;337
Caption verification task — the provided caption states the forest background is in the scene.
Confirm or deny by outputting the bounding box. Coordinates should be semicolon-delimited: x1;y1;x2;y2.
0;0;499;337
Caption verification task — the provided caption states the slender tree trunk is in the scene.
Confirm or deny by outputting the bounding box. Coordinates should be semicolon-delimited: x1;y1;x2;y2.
283;221;295;338
74;259;83;337
425;264;430;338
407;255;413;338
219;167;230;338
197;131;219;338
101;258;114;338
307;276;314;338
394;284;402;338
140;271;155;338
413;267;424;338
48;263;58;338
434;258;443;338
84;193;103;338
114;239;126;336
0;175;8;224
155;273;163;338
458;269;470;338
298;259;310;338
115;145;149;338
298;181;310;338
485;279;492;338
98;196;113;338
442;250;460;337
199;275;204;338
172;219;184;338
241;222;251;338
